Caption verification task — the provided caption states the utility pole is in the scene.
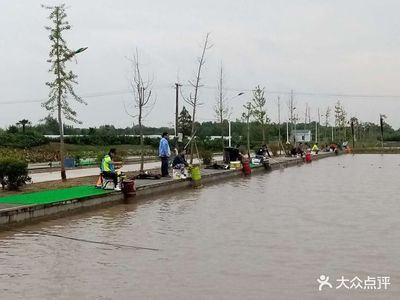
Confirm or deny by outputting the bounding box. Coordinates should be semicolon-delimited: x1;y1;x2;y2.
380;114;386;153
175;83;182;140
286;119;289;144
318;107;321;143
290;90;294;135
304;103;308;130
288;89;295;143
315;107;320;144
278;96;281;143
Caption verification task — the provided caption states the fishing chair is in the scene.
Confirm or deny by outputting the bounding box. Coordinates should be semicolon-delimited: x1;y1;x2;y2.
96;173;115;190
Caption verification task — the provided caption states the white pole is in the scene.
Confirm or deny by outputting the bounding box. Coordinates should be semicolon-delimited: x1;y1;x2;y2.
315;121;318;143
228;120;232;147
286;119;289;144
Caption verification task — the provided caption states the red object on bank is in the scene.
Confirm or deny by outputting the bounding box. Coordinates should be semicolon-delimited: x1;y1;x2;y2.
122;179;136;195
242;159;251;175
305;151;312;162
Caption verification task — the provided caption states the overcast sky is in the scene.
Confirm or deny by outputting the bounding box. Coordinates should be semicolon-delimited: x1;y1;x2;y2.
1;0;400;129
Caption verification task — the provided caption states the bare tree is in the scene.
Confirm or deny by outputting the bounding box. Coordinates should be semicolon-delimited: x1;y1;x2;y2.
287;90;296;143
126;49;155;172
214;64;229;150
183;33;212;163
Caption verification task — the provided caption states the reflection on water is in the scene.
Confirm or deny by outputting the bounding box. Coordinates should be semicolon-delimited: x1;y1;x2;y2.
0;155;400;299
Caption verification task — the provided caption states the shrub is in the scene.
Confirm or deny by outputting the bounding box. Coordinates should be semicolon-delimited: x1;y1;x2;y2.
0;132;49;148
0;158;31;190
269;144;280;156
199;150;213;165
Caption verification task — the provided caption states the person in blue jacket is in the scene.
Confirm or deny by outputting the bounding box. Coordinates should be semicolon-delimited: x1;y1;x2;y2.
159;132;171;177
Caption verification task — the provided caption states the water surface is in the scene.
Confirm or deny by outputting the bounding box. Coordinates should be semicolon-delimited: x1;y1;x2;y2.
1;154;399;299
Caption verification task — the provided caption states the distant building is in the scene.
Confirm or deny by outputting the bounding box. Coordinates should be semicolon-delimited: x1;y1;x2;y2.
291;130;311;143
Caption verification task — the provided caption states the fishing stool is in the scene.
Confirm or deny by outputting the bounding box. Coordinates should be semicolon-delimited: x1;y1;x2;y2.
96;173;115;190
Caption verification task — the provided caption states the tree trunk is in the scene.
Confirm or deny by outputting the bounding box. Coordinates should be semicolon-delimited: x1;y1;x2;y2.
220;112;224;150
190;33;209;164
262;122;265;144
55;7;66;181
139;91;144;172
58;95;66;181
247;119;250;158
190;113;196;164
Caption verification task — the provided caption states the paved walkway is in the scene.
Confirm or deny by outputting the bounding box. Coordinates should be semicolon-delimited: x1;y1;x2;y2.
30;156;223;183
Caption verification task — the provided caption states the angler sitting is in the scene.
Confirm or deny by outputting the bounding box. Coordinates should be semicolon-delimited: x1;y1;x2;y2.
172;148;189;178
255;144;271;162
101;148;123;191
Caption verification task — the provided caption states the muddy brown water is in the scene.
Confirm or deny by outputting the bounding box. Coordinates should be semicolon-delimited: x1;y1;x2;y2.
0;154;399;300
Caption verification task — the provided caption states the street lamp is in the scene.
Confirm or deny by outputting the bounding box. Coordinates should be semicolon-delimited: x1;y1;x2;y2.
61;47;88;62
227;92;245;147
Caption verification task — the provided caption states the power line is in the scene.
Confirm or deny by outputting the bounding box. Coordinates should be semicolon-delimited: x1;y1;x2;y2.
2;85;400;106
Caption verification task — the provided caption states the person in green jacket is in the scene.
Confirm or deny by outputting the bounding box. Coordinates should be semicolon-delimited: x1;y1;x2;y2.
101;148;123;191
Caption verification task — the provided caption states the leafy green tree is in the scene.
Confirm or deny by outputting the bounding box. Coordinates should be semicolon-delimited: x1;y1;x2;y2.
7;125;19;134
42;4;86;180
178;106;193;138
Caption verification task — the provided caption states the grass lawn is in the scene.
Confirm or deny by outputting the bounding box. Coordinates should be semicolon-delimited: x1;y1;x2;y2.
0;143;157;163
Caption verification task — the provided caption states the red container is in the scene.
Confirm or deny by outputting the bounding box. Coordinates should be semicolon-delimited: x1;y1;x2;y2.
242;160;251;175
122;179;136;195
305;152;312;162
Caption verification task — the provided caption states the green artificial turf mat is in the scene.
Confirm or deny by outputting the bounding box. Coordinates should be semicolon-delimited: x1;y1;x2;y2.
0;185;113;205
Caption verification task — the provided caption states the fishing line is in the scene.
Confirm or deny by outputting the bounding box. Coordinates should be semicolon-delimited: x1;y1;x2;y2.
0;226;159;251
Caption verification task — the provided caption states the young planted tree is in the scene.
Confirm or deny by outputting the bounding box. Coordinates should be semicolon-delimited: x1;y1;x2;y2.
242;102;253;158
214;64;229;150
251;85;269;144
334;101;347;142
42;4;87;181
126;50;155;172
183;33;212;163
324;107;331;141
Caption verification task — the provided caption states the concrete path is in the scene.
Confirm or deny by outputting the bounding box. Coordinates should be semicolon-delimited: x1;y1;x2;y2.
30;156;223;183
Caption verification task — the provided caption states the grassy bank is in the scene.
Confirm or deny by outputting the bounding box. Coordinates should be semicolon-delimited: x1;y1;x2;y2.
0;143;157;163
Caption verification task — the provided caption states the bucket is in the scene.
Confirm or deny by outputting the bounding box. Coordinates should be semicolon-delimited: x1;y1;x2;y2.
122;179;136;195
191;166;201;181
305;152;312;162
230;161;241;170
